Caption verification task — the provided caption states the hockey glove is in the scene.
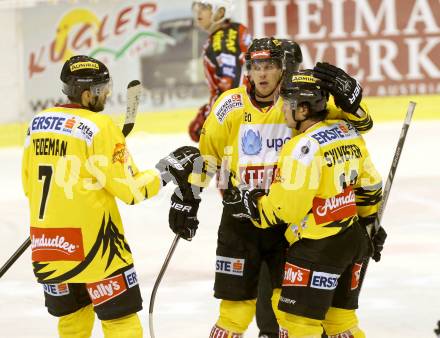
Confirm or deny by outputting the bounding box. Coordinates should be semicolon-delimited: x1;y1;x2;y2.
169;187;200;241
189;104;209;142
371;225;387;262
155;146;201;187
222;185;265;223
313;62;363;114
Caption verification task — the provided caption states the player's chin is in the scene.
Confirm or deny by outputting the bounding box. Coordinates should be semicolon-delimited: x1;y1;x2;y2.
286;120;296;129
93;103;105;112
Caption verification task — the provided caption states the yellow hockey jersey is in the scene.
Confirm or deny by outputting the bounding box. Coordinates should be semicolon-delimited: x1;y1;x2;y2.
22;105;162;283
198;85;373;191
257;119;383;244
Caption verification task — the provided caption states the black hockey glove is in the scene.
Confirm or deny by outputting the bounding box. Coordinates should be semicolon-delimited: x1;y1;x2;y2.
169;187;200;241
313;62;363;115
155;146;201;187
371;225;387;262
222;185;265;223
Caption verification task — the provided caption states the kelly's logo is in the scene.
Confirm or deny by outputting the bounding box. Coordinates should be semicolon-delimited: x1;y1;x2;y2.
86;274;127;306
283;263;310;287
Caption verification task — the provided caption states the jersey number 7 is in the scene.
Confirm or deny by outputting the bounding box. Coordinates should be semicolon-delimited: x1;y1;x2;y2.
38;164;53;220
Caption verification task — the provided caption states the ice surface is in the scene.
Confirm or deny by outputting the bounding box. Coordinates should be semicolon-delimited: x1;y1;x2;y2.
0;121;439;338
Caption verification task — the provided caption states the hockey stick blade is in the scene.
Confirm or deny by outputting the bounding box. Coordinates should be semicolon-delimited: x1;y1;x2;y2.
149;234;181;338
122;80;141;137
0;83;142;279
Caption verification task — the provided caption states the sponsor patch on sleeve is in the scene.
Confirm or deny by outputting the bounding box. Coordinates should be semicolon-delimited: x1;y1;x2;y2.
213;93;243;124
112;143;130;164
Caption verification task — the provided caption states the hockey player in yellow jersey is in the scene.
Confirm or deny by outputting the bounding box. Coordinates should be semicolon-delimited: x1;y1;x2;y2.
168;37;376;338
222;69;386;337
21;55;200;338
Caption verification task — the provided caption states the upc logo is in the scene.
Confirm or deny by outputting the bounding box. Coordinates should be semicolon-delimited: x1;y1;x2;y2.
241;129;262;155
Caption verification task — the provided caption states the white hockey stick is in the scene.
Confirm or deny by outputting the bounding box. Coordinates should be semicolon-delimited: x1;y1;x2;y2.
149;234;181;338
359;101;416;290
371;101;416;233
0;80;142;279
122;80;141;137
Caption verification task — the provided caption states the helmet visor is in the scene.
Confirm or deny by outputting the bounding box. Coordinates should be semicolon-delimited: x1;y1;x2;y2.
281;88;316;106
90;78;113;97
282;96;298;113
249;58;282;71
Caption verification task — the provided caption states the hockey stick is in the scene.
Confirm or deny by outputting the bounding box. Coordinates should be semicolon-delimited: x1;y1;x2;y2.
358;101;416;289
373;101;416;230
0;80;142;279
122;80;141;136
149;234;181;338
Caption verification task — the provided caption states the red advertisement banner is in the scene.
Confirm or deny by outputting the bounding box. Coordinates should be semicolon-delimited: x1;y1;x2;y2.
247;0;440;96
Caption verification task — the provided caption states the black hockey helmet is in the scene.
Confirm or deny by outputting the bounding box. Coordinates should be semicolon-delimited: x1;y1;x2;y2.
245;37;284;70
60;55;111;102
280;69;329;115
280;39;303;72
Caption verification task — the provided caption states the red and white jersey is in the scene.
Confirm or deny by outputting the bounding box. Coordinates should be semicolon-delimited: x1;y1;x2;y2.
203;21;251;108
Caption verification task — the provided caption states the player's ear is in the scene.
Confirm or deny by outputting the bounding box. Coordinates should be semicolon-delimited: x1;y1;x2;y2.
81;90;91;107
214;7;225;21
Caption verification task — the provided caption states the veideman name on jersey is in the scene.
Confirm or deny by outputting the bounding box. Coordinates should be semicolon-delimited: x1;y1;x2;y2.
33;138;67;156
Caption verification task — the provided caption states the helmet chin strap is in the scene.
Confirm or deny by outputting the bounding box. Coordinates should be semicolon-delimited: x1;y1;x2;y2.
87;95;103;113
292;112;306;131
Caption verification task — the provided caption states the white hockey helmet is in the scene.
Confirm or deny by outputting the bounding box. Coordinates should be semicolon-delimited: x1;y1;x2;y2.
192;0;233;21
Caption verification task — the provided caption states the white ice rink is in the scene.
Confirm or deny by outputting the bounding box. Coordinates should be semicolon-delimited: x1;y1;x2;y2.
0;120;439;338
